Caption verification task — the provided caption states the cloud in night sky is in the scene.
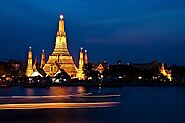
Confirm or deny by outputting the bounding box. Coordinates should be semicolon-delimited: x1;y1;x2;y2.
0;0;185;65
87;8;185;45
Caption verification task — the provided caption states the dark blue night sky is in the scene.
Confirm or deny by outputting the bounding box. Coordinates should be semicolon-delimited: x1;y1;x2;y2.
0;0;185;65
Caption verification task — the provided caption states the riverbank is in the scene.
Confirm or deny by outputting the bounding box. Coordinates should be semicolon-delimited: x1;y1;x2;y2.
1;80;185;88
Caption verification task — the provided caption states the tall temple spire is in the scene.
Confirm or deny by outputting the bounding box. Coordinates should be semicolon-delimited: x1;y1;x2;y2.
31;56;43;77
43;14;77;77
162;63;165;69
26;47;33;77
52;14;69;55
40;50;45;68
76;47;85;80
79;47;84;69
84;50;88;64
33;56;37;72
58;15;64;34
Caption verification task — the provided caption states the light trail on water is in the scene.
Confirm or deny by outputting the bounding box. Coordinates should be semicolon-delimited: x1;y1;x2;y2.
0;94;121;99
0;102;120;110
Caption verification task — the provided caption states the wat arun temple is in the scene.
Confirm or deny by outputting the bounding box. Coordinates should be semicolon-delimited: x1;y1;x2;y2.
26;15;87;80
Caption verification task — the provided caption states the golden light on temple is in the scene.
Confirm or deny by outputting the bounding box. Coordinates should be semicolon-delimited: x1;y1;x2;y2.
43;15;77;77
26;46;33;77
76;47;85;80
25;14;89;80
97;63;104;73
84;50;88;64
33;57;38;72
160;63;172;81
40;50;45;68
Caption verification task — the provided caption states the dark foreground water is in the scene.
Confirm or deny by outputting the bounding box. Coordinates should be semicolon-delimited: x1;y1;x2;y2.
0;86;185;123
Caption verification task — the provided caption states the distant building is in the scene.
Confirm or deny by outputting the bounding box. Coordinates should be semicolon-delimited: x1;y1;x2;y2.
9;60;20;71
96;63;104;73
96;61;109;73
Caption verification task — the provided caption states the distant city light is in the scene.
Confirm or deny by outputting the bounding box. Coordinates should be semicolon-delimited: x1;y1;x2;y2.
138;76;142;80
119;76;123;79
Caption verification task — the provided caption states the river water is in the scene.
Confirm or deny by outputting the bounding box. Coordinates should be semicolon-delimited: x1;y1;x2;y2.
0;86;185;123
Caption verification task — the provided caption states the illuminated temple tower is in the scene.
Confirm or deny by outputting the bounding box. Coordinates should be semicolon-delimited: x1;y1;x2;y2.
76;47;85;80
40;50;45;68
43;15;77;77
32;57;37;72
84;50;88;64
160;63;172;81
26;47;33;77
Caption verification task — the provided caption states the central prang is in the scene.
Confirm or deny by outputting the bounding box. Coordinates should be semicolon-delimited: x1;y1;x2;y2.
43;15;77;77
